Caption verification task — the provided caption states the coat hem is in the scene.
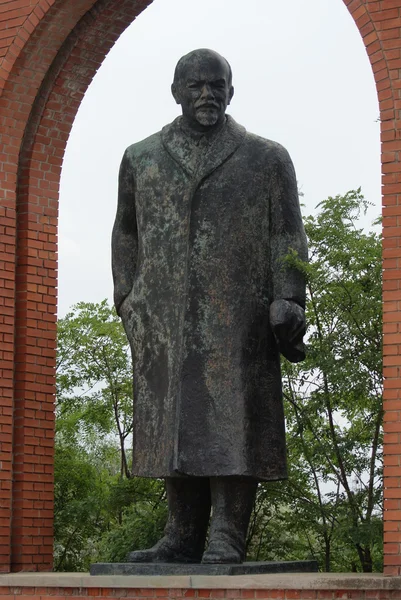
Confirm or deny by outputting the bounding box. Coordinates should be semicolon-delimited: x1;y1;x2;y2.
130;469;288;482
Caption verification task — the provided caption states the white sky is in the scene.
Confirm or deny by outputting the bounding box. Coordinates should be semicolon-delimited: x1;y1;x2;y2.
58;0;380;317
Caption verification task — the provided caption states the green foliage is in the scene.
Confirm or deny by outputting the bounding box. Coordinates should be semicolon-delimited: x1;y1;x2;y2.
98;478;167;563
54;301;166;571
246;190;382;572
57;300;133;476
54;443;111;571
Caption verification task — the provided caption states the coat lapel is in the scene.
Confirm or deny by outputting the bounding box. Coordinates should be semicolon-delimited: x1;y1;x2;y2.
195;115;246;184
161;116;246;185
161;117;198;178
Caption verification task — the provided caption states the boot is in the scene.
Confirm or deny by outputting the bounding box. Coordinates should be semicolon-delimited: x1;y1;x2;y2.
202;476;258;564
127;477;211;563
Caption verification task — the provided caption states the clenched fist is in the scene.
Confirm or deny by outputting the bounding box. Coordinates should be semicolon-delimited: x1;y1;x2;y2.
269;299;306;363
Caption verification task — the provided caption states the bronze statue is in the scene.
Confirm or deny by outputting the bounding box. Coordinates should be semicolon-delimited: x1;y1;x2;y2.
112;48;308;564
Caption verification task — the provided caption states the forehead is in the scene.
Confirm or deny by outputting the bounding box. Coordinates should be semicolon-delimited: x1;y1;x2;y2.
179;55;230;82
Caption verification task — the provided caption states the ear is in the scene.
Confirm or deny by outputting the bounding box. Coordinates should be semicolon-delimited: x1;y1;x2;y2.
228;85;234;105
171;83;181;105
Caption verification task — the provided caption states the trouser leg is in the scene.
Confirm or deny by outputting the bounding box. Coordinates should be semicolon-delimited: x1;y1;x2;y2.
202;476;258;564
127;477;211;563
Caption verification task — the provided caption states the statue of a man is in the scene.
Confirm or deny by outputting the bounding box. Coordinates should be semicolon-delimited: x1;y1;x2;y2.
112;48;308;564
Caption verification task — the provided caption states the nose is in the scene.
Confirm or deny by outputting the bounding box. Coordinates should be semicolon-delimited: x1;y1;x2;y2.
200;84;214;100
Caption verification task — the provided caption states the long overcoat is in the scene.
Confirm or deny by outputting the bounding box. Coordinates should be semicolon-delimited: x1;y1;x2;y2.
112;116;308;481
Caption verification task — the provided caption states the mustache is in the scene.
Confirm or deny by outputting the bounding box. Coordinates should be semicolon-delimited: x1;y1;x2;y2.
195;102;219;109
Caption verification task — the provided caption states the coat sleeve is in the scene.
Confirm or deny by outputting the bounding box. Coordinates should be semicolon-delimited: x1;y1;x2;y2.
269;144;308;309
112;148;138;315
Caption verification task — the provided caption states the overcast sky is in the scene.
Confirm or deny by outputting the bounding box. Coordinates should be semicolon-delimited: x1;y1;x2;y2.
58;0;380;317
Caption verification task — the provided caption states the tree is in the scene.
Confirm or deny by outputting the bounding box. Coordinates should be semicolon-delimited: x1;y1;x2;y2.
97;477;167;563
247;190;383;572
54;443;111;571
56;300;133;477
55;300;166;570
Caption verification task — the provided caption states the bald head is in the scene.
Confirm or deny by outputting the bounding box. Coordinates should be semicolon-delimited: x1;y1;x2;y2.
171;48;234;131
173;49;233;88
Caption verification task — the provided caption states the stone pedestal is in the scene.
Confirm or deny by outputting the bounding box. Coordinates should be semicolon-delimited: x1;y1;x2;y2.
90;560;318;576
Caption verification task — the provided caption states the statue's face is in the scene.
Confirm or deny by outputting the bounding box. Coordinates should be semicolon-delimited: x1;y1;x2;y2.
172;53;234;130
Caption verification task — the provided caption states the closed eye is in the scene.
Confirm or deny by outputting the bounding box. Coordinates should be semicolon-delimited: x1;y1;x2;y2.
212;80;226;89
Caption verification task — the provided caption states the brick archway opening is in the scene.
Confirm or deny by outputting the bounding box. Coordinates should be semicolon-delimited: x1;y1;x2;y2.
0;0;396;574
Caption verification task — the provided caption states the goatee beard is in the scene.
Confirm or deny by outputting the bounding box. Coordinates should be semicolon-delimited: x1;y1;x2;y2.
196;110;219;127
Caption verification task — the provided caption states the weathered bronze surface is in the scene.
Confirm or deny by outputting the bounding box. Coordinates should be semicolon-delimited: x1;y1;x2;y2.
111;49;308;565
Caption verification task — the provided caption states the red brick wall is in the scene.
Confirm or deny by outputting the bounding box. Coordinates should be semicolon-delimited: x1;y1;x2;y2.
0;0;153;573
0;583;399;600
0;0;396;574
360;0;401;578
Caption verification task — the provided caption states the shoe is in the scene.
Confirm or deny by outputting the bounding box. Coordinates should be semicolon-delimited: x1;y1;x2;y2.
202;477;257;564
127;477;211;564
202;539;243;564
127;537;198;563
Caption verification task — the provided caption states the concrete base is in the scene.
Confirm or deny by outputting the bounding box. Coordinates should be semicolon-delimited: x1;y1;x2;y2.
0;572;401;600
90;560;318;576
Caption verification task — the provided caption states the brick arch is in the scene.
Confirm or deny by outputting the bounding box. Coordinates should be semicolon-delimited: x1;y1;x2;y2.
345;0;401;577
0;0;152;573
0;0;396;573
346;1;395;126
0;0;58;95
